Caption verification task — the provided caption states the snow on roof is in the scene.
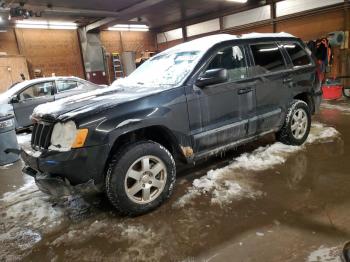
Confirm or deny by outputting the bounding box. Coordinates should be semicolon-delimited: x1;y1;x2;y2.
162;32;296;54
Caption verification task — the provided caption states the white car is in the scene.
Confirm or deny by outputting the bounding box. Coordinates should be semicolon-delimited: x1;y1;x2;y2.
0;76;105;130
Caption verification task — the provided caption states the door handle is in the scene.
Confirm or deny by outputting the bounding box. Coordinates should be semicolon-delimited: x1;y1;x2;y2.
238;87;253;95
283;78;293;83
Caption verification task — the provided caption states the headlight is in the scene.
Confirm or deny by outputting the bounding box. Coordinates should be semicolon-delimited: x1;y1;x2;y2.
49;121;88;151
0;118;13;129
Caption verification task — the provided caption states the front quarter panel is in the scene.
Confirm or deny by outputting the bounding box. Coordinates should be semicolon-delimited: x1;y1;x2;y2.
79;86;190;150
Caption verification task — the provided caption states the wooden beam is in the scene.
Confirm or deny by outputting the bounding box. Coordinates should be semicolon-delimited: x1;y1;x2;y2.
85;0;167;31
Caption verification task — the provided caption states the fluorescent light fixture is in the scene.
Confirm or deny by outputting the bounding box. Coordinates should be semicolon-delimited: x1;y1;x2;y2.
15;20;77;30
108;24;149;32
0;17;2;22
227;0;248;3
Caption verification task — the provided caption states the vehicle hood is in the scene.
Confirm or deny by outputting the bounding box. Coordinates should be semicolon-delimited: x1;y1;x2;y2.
0;102;13;117
0;94;10;105
32;85;168;121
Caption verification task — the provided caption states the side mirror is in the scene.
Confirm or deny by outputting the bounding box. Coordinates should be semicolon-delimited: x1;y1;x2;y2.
196;68;228;88
10;96;19;104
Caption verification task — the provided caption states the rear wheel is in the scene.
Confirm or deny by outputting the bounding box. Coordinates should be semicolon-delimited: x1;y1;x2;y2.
105;141;176;216
276;100;311;146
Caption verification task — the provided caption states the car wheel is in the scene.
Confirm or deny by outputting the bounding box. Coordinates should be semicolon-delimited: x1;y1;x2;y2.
276;100;311;146
105;141;176;216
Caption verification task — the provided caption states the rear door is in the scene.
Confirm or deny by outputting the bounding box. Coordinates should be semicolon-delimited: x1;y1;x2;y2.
248;42;292;134
279;41;316;104
186;43;256;154
13;81;54;127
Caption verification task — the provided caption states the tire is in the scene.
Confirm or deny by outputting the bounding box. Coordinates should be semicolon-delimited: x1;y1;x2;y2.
105;140;176;216
276;100;311;146
343;87;350;98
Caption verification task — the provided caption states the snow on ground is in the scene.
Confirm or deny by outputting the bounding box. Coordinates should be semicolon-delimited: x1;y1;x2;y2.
0;174;90;259
307;245;342;262
49;221;166;261
174;122;341;208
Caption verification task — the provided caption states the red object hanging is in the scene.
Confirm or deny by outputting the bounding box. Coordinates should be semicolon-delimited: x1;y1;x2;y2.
322;84;343;100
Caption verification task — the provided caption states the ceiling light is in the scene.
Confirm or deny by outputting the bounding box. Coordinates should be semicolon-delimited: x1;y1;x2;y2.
108;24;149;32
15;20;77;30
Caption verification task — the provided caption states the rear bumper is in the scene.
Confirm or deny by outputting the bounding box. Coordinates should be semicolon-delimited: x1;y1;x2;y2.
21;143;110;186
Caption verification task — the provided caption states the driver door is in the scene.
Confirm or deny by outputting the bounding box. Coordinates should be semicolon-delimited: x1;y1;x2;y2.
13;81;54;128
186;44;256;154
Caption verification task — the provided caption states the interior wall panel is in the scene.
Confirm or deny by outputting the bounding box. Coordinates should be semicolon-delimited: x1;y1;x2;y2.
100;31;157;83
15;29;85;78
225;24;274;35
157;28;183;44
0;30;19;55
0;56;29;93
101;31;156;56
276;10;344;40
276;0;344;17
223;5;271;29
187;19;220;37
157;38;184;51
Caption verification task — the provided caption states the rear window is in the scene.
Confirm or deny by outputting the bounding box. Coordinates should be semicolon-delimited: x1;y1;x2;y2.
282;42;311;67
250;43;286;74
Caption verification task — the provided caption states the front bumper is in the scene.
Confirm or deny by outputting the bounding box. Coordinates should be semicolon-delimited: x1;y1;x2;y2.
21;143;110;186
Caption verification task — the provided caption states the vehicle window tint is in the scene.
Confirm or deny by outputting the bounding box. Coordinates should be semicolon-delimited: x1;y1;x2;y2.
56;80;78;92
250;43;286;73
283;42;311;67
19;82;53;100
207;45;247;81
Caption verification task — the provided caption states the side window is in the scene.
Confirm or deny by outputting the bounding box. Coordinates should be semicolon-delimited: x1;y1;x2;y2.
56;80;78;92
282;42;311;67
250;43;286;74
19;82;53;100
207;45;247;81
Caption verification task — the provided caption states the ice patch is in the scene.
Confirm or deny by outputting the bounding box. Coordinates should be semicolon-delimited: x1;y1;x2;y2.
307;245;341;262
175;122;340;207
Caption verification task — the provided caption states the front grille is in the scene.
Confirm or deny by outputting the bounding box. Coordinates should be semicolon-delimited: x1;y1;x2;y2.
31;121;54;150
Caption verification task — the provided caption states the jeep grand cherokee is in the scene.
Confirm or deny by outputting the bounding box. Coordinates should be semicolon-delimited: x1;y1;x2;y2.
21;33;322;216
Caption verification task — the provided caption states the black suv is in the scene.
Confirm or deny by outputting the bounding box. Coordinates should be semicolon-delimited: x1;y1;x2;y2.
22;33;322;216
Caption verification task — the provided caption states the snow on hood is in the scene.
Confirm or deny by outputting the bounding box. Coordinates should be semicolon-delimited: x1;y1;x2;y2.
32;84;165;119
0;103;13;117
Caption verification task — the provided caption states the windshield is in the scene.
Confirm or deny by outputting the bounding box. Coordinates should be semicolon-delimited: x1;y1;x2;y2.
119;50;201;88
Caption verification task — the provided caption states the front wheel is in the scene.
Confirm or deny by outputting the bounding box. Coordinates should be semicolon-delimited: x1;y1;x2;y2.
276;100;311;146
105;141;176;216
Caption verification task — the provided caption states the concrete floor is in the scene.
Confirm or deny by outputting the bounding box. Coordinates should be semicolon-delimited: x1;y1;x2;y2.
1;100;350;261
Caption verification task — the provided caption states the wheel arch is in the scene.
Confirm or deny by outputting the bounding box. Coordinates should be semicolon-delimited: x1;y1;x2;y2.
293;92;315;114
106;125;187;168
